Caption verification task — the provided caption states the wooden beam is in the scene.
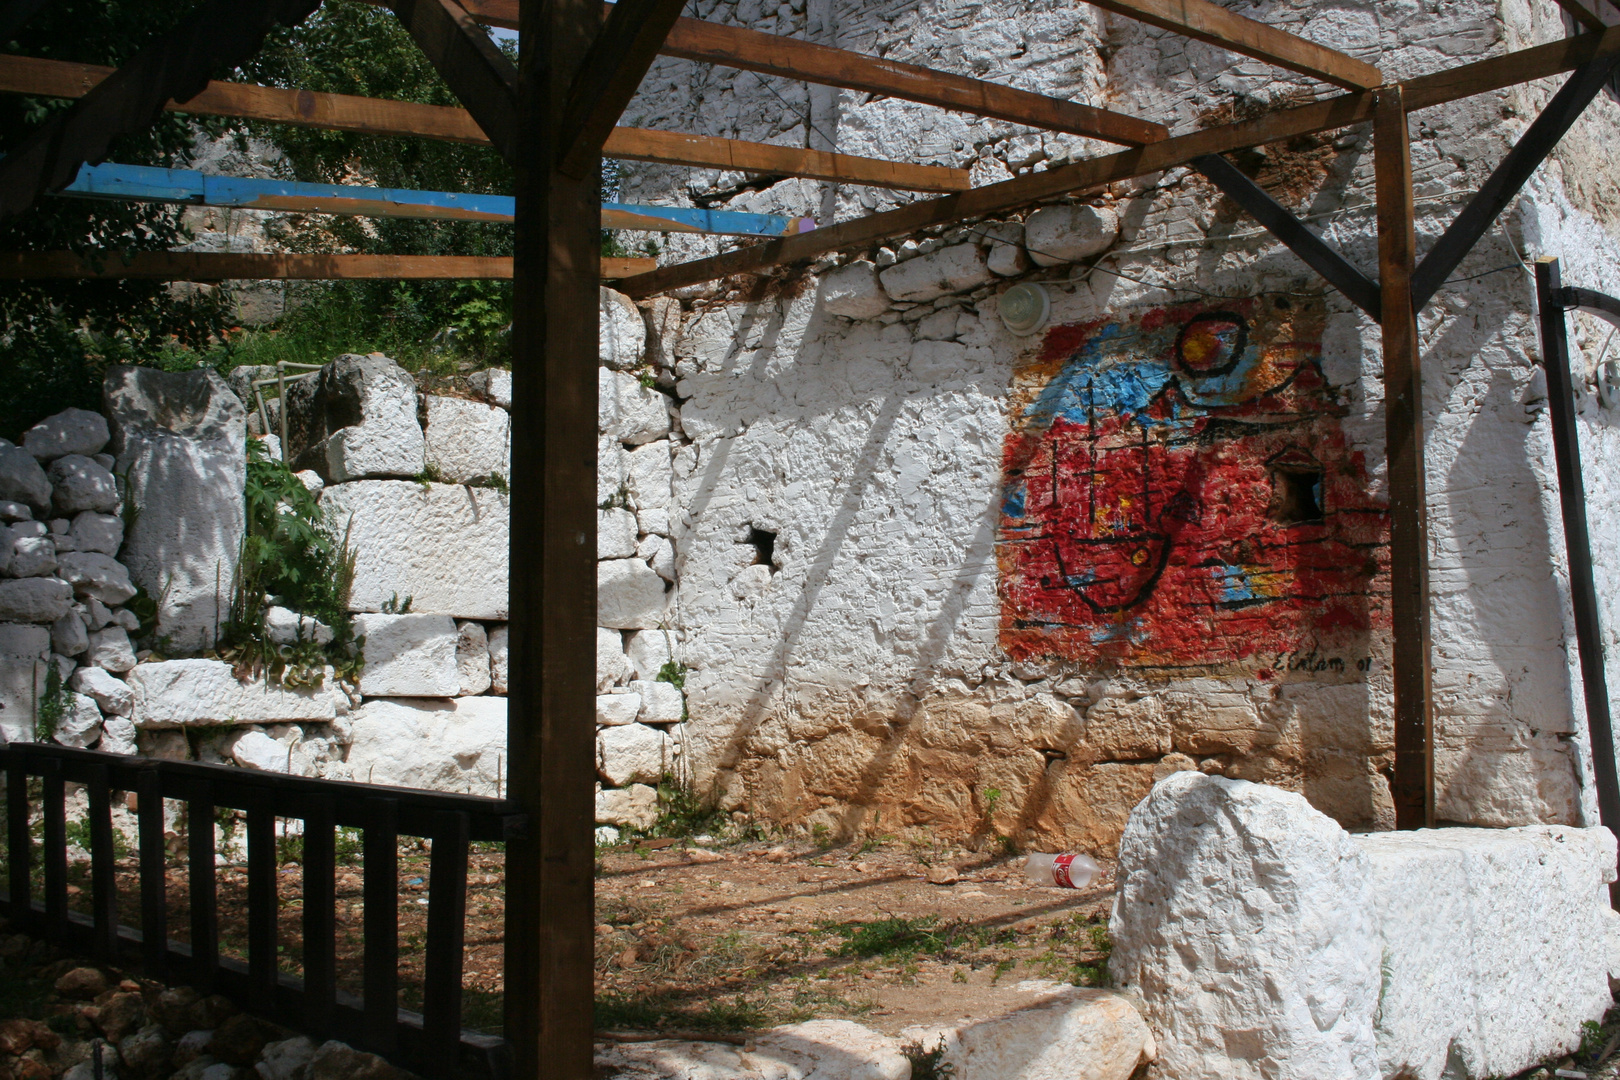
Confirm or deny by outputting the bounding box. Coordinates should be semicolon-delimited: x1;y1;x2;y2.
1552;0;1609;35
385;0;519;160
1374;85;1434;831
1192;152;1381;316
0;53;969;193
504;0;599;1074
436;0;1169;145
618;25;1620;298
1083;0;1381;89
0;251;654;279
1411;55;1620;309
556;0;686;178
0;0;321;222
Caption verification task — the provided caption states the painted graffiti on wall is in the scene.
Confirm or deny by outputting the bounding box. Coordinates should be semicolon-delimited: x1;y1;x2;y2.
998;298;1390;670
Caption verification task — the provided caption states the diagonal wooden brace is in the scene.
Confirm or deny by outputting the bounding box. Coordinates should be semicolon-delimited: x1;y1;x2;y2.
385;0;519;162
555;0;687;179
1192;152;1382;317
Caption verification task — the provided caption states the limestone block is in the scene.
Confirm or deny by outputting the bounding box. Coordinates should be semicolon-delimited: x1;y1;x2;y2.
600;369;671;445
9;534;57;577
1083;695;1172;758
105;366;246;653
916;308;960;341
345;696;507;795
85;627;136;673
489;624;508;694
639;534;675;582
637;507;671;537
598;626;631;690
283;354;424;482
423;395;509;483
625;630;673;681
56;552;137;605
625;441;673;511
596;783;658;829
321;481;508;619
0;502;30;522
54;692;103;748
264;606;334;646
296;470;324;495
878;244;994;302
99;717;136;755
599;558;667;629
128;659;337;727
910;340;969;382
982;221;1030;277
71;665;132;716
820;261;891;320
1359;825;1620;1080
228;729;291;772
353;613;459;697
599;436;630;506
597;692;642;726
23;409;110;462
1109;772;1380;1080
467;368;512;410
601;287;647;370
0;446;51;513
597;722;670;786
599;507;639;559
1024;203;1120;266
897;984;1153;1080
51;611;88;657
70;512;123;556
594;1020;908;1080
456;620;491;696
0;578;73;623
48;455;120;516
631;679;684;723
0;623;49;742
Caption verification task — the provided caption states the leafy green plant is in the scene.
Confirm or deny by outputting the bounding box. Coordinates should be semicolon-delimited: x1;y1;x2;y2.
382;592;414;614
901;1036;957;1080
35;661;70;742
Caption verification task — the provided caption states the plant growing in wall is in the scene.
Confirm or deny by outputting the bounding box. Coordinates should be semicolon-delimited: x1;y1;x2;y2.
223;439;362;687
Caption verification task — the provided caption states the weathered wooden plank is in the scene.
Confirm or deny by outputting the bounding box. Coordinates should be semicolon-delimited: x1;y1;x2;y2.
446;0;1169;145
136;769;167;979
385;0;519;160
422;811;470;1075
0;251;655;279
1375;85;1434;831
187;779;219;991
0;0;321;221
302;794;337;1037
0;54;970;192
245;792;278;1010
86;765;117;960
361;798;400;1056
42;762;66;940
1084;0;1381;88
556;0;687;178
5;755;28;930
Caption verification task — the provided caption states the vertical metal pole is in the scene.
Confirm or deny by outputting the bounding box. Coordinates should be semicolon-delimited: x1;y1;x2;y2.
506;0;601;1076
1376;84;1436;829
1536;257;1620;906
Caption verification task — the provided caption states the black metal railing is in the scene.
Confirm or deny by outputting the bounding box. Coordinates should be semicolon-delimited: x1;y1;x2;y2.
0;743;522;1079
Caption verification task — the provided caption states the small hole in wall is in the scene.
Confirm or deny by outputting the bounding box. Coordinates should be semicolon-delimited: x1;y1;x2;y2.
745;525;777;570
1272;469;1324;525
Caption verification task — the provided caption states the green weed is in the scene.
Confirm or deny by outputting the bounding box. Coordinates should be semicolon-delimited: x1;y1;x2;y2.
901;1036;957;1080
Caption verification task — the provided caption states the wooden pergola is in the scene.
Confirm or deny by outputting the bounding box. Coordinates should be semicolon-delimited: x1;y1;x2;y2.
0;0;1617;1074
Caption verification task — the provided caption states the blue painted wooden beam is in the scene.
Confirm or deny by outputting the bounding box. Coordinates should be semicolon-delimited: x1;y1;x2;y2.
56;161;816;237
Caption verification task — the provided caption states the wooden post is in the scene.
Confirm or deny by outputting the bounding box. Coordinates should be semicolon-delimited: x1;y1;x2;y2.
504;0;600;1075
1375;84;1436;830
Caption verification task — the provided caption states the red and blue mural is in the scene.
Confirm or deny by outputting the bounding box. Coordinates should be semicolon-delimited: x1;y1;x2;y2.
998;299;1390;670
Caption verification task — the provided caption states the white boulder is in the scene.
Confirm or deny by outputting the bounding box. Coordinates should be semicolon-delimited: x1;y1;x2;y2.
597;626;630;690
599;507;639;560
346;696;507;795
0;577;73;623
99;717;136;755
1359;825;1620;1080
0;446;52;514
599;436;629;506
624;630;672;681
127;659;337;727
0;623;48;742
598;558;666;629
84;626;135;672
321;481;508;619
594;1020;908;1080
264;606;334;646
69;512;123;556
489;624;508;694
600;287;647;370
597;692;642;726
51;611;88;657
625;441;673;512
630;679;683;723
820;261;891;320
23;409;109;462
228;729;292;772
981;221;1030;277
467;368;512;410
53;692;103;748
283;353;424;482
1023;203;1120;266
597;722;670;786
56;552;137;605
456;620;491;696
70;665;132;716
9;534;56;577
595;783;658;829
105;365;246;653
600;369;671;445
423;395;510;483
639;535;675;582
878;243;994;302
353;613;459;698
1109;772;1380;1080
48;455;120;516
